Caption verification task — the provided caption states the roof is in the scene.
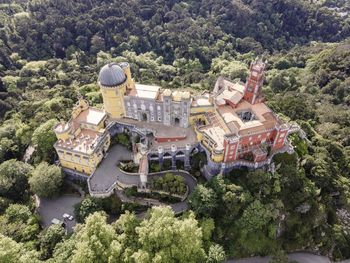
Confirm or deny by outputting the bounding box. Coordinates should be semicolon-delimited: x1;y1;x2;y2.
75;108;106;126
127;84;160;99
214;79;245;106
217;100;279;136
98;63;126;87
55;128;103;155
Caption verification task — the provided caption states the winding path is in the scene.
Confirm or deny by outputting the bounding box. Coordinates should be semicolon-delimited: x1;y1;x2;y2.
226;252;335;263
88;144;197;214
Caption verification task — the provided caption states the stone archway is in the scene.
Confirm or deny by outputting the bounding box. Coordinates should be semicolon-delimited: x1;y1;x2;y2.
174;117;180;126
142;113;147;121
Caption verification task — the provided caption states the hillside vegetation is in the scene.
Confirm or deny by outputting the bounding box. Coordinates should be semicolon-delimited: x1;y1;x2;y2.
0;0;349;262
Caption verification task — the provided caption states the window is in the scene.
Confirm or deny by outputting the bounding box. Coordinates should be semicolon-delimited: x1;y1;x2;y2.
157;105;161;110
158;117;161;121
127;102;130;106
249;137;252;141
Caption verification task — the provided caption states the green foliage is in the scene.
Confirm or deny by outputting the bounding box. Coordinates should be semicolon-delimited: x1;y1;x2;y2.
52;207;207;263
134;207;206;263
0;0;348;260
0;204;40;245
189;185;218;217
0;159;33;202
32;119;58;163
39;224;65;260
74;197;104;223
151;173;187;195
207;244;226;263
74;195;122;223
0;234;40;263
114;133;131;148
29;162;64;198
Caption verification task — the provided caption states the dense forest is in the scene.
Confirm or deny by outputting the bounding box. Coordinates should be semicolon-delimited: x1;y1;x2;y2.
0;0;349;262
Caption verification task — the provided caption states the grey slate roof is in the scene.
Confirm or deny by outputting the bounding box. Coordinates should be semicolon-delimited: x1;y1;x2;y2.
98;63;127;87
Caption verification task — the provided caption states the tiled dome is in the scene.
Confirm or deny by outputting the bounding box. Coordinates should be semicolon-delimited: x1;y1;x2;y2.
98;63;127;87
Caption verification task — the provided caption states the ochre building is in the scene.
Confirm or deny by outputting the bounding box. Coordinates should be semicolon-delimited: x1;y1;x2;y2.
54;59;301;181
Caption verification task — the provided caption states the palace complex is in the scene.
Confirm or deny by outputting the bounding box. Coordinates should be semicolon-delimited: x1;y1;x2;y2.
54;59;303;196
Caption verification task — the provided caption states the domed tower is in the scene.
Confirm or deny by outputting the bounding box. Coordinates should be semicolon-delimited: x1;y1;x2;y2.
98;62;129;119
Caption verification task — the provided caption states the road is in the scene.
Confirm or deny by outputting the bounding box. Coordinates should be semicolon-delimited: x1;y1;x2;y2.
149;170;197;214
38;195;82;233
226;252;332;263
89;144;198;214
88;144;138;194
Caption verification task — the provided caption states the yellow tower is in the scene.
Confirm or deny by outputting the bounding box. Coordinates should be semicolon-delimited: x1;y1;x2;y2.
119;62;135;90
98;63;128;119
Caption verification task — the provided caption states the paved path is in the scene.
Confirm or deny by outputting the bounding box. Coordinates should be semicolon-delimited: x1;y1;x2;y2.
38;195;82;233
89;144;137;194
88;144;198;214
149;170;197;213
226;252;332;263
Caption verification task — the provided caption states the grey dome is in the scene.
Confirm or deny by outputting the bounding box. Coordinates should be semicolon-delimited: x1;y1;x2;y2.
98;63;127;87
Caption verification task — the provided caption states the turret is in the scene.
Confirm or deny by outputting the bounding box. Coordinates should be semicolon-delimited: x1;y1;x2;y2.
119;62;134;90
243;59;266;104
98;63;128;119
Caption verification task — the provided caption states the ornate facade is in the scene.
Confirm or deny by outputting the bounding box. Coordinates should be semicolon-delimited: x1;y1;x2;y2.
54;58;302;183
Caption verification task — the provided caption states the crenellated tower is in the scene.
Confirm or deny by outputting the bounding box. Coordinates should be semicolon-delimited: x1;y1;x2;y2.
243;59;266;105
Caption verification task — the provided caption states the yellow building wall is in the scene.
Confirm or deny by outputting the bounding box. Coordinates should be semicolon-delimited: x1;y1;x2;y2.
60;159;95;174
56;133;110;175
101;84;126;119
56;131;70;141
212;153;224;163
190;106;214;115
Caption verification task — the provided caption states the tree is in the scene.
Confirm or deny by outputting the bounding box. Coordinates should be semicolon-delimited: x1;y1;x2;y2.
0;204;40;244
71;212;120;263
0;234;39;263
0;159;33;201
39;224;65;260
29;162;64;198
74;197;103;223
32;119;58;162
189;185;218;217
207;244;226;263
134;206;206;263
